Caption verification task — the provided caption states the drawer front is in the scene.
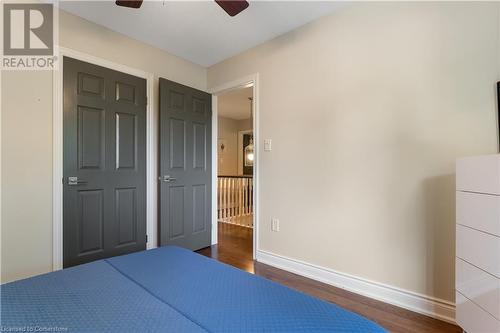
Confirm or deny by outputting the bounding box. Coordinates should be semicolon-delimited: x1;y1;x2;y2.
456;258;500;319
456;291;500;333
456;225;500;278
457;191;500;237
457;155;500;195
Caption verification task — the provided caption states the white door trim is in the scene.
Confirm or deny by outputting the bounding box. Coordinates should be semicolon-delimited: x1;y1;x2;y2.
52;47;156;271
209;74;260;259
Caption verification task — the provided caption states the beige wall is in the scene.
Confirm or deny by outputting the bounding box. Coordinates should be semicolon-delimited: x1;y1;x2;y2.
218;117;252;176
1;71;54;283
208;2;500;303
2;1;499;306
1;9;206;283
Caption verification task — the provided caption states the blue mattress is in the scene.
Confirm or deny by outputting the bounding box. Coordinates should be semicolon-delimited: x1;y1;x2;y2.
1;246;386;332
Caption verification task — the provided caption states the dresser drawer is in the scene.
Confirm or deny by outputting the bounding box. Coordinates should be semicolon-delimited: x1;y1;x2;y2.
456;291;500;333
456;225;500;278
457;155;500;195
456;257;500;320
457;191;500;237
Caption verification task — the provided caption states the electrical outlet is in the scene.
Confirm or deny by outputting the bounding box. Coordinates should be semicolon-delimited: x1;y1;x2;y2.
271;218;280;232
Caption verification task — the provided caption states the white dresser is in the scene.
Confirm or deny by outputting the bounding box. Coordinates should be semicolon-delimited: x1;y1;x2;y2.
456;155;500;333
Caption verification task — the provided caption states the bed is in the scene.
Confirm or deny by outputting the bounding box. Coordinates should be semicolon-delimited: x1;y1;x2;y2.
1;246;386;332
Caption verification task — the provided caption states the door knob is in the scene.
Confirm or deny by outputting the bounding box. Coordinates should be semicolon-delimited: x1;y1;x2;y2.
159;175;177;182
67;176;88;185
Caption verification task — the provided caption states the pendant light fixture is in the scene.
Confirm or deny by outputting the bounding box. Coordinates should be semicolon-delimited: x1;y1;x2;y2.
244;97;254;166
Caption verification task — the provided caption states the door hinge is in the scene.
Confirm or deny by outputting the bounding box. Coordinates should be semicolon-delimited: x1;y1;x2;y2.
146;235;148;243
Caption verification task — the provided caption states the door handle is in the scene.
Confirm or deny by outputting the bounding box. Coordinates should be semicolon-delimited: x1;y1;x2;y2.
159;175;177;183
67;176;88;186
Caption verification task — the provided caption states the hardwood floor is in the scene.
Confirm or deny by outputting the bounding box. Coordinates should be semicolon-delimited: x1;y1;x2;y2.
197;221;254;273
197;223;461;333
218;214;254;228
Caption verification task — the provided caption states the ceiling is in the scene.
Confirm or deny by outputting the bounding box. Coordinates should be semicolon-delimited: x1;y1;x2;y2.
218;87;253;120
55;1;344;67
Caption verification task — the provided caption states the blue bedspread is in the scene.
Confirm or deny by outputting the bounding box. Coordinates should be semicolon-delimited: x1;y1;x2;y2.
1;246;386;332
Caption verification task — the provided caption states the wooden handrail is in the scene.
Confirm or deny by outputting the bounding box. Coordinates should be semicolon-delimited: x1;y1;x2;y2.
218;175;253;178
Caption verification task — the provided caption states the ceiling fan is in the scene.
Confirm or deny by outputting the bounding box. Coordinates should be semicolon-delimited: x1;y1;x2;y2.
115;0;249;17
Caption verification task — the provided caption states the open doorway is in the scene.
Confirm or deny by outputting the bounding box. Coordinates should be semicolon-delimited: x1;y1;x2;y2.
217;87;254;270
198;83;256;272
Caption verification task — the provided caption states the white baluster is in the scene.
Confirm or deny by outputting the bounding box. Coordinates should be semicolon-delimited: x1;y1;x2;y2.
250;178;253;215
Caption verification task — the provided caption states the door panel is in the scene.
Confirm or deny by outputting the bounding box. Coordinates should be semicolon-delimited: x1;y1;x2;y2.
78;189;104;254
115;81;136;103
78;72;104;98
193;122;207;170
115;112;137;170
78;106;105;170
170;118;186;169
115;187;137;245
63;57;147;268
159;78;211;250
193;184;207;233
169;90;185;110
169;186;186;239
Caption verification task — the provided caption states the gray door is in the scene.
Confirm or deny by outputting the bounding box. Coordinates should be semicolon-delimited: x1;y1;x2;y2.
159;78;212;250
63;57;147;268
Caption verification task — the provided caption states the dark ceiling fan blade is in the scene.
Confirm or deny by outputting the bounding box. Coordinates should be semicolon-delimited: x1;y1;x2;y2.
116;0;143;9
215;0;249;17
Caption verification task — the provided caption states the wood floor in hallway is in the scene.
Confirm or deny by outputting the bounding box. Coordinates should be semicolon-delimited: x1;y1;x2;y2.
197;221;254;273
196;222;461;333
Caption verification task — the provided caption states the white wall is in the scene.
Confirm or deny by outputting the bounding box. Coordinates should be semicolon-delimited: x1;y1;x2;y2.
218;117;252;175
208;2;500;304
1;9;206;283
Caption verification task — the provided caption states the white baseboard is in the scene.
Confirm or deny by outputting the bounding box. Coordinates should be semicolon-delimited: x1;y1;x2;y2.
256;250;456;324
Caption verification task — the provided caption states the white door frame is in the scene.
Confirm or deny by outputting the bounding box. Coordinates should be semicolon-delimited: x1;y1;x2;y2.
209;74;260;259
52;47;156;271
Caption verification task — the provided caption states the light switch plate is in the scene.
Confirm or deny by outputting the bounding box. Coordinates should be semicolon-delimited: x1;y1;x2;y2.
264;139;272;151
271;218;280;232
